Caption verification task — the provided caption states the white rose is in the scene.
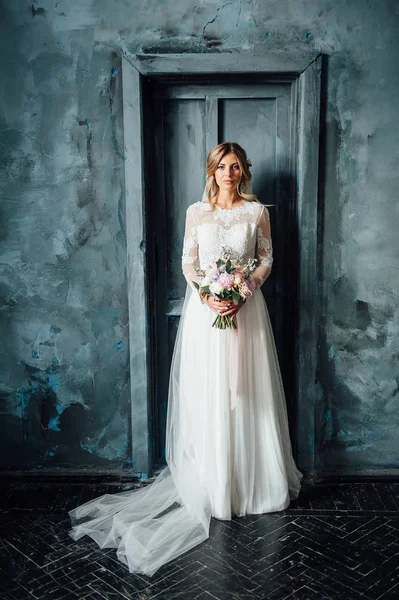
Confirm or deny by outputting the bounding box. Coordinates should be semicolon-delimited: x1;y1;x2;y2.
209;282;223;295
201;277;211;286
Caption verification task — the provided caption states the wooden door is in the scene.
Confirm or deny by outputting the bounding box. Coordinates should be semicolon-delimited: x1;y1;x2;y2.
144;77;298;466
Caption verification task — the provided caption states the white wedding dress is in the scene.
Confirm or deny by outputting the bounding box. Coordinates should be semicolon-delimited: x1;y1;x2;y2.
68;199;303;577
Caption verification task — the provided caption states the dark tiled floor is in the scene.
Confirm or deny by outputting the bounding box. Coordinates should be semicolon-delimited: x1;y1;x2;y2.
0;477;399;599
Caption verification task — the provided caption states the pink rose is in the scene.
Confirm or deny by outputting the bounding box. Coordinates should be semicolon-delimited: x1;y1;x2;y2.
218;272;235;290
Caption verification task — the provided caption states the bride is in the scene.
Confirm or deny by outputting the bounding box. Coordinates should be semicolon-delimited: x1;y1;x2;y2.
68;142;303;577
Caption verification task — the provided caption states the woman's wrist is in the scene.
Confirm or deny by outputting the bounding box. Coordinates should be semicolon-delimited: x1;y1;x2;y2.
199;290;209;304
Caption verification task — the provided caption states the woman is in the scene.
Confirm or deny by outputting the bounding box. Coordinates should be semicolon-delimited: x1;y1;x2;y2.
68;142;303;577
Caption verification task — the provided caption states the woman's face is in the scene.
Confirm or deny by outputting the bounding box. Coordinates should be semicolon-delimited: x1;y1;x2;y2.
213;152;241;192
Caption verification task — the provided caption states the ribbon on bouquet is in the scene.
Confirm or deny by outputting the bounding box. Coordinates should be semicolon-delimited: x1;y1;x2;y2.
229;317;240;410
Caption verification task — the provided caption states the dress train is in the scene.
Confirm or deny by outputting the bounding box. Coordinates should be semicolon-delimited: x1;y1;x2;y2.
68;285;303;577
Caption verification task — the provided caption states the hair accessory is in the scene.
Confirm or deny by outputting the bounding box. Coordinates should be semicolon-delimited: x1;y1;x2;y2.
247;159;252;167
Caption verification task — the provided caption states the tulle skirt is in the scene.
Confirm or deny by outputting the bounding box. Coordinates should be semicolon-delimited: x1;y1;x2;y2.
68;286;303;577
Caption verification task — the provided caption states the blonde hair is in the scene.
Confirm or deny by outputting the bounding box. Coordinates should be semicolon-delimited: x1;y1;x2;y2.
204;142;262;211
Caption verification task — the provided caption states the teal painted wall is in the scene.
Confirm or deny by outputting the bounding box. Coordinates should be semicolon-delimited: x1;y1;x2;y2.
0;0;398;475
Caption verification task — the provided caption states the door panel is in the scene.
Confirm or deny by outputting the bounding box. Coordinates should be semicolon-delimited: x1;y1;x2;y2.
164;99;207;301
220;97;276;201
147;79;296;465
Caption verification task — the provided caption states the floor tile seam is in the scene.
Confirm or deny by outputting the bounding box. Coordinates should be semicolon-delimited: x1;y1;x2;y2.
277;582;317;600
5;537;57;565
142;561;208;587
31;567;87;589
236;514;291;529
310;514;353;531
246;537;306;562
89;575;150;600
301;564;376;599
86;569;145;600
290;521;363;549
372;580;399;600
299;543;372;577
308;577;374;600
343;530;398;552
86;556;155;586
195;554;270;580
292;520;389;557
42;549;102;573
311;562;377;583
200;576;265;600
260;564;312;586
254;551;310;578
372;482;399;512
303;583;339;599
148;572;209;599
199;553;258;579
249;546;308;572
257;581;310;600
310;547;378;575
37;546;87;568
198;592;221;600
289;508;399;515
204;540;274;561
247;522;304;540
16;536;66;565
63;564;134;591
192;557;258;586
27;578;81;599
219;521;253;534
2;579;41;600
191;586;220;600
1;508;68;515
354;578;399;600
165;550;210;570
246;522;300;546
339;518;391;542
289;516;360;538
211;527;254;546
87;581;116;600
363;568;399;600
252;535;306;555
4;540;44;571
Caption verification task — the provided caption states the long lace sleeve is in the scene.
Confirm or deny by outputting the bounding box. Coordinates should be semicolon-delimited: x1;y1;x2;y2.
182;205;201;291
250;205;273;290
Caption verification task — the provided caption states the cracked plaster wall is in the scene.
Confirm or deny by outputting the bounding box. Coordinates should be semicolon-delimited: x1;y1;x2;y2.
0;0;398;475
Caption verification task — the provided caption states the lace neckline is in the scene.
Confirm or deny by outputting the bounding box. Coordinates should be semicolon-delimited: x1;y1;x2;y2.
214;202;247;212
197;200;257;224
199;201;255;213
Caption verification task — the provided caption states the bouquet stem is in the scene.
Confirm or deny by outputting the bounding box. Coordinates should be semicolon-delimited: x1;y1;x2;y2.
212;314;237;329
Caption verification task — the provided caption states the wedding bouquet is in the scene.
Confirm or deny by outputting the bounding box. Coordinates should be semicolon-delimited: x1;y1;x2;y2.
193;248;257;329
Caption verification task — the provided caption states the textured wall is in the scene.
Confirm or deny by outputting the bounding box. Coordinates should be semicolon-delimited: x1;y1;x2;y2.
0;0;398;474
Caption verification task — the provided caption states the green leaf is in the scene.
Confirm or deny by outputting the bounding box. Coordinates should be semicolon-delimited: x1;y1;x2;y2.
227;259;236;274
193;281;200;290
232;291;241;303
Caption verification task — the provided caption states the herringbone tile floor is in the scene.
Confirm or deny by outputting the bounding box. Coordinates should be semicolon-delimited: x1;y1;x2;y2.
0;478;398;599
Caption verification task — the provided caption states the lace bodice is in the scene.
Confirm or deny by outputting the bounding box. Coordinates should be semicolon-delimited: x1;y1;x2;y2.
182;200;273;292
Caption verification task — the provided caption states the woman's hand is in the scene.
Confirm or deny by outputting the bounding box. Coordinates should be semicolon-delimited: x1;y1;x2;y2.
221;298;245;318
203;294;245;317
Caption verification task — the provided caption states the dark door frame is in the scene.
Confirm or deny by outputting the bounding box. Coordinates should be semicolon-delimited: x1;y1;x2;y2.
121;52;322;480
